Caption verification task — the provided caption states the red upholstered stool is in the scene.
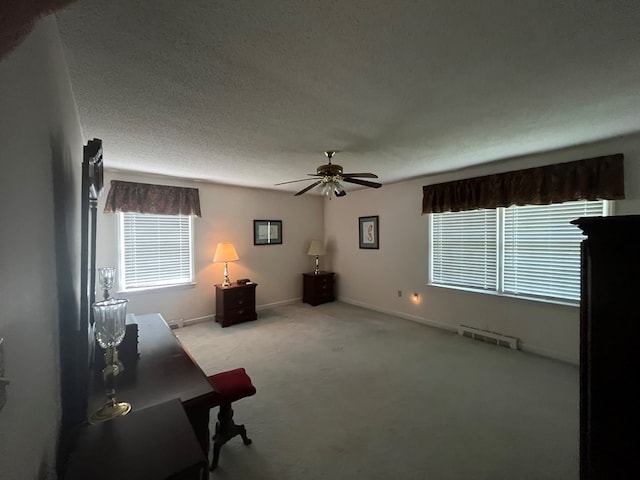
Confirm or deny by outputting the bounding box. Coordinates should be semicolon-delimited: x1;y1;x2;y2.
207;368;257;471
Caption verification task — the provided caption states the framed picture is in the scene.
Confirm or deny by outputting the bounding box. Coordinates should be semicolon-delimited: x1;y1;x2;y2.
359;215;379;249
254;220;283;245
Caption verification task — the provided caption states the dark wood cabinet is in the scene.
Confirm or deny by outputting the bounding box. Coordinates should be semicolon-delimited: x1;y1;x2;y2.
215;283;257;327
572;215;640;480
302;272;335;306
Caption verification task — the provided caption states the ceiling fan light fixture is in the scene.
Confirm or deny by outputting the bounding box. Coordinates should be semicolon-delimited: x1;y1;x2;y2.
317;177;345;198
319;181;333;196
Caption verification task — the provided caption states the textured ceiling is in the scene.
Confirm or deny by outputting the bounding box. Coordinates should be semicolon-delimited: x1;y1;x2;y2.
56;0;640;194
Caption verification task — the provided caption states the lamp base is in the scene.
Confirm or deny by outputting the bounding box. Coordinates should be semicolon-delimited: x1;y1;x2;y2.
89;400;131;424
222;262;231;287
314;255;320;274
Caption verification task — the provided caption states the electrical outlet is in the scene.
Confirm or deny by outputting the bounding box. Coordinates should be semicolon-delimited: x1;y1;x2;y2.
397;290;402;297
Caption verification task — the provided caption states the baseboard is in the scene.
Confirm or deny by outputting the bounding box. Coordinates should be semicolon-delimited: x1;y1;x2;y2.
173;299;301;328
185;314;215;326
174;298;579;365
339;298;578;365
339;297;457;333
168;314;214;329
256;297;301;311
518;342;578;365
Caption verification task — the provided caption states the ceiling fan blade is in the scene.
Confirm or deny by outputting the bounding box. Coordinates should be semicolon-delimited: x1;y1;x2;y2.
341;173;379;179
274;178;317;186
343;177;382;188
335;189;347;197
294;180;322;196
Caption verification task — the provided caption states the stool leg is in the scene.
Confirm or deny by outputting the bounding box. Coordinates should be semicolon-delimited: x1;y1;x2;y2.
239;424;252;445
210;433;222;471
210;403;253;471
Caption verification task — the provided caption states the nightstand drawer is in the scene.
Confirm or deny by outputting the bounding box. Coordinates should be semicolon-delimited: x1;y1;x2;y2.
225;290;253;307
226;305;253;321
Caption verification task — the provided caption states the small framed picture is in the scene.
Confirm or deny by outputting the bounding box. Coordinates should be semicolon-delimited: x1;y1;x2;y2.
359;216;379;249
254;220;283;245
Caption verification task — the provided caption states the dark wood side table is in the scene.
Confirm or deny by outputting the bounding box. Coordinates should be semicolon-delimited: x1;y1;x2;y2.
302;272;335;306
65;398;208;480
215;282;258;327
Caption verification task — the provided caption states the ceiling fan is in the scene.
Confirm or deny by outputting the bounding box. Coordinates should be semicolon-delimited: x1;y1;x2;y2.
275;151;382;197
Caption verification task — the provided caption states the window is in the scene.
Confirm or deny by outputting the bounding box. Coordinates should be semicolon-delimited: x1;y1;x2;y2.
430;200;607;303
119;212;194;290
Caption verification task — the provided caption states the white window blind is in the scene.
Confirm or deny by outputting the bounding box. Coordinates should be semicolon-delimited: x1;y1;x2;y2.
430;200;605;302
119;212;193;290
431;209;497;290
502;201;603;302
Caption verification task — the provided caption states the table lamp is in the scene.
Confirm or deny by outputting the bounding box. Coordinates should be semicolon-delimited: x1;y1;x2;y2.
214;242;239;287
307;240;325;275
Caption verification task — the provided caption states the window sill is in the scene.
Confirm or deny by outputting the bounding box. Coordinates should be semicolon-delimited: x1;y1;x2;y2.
117;282;197;295
426;283;579;308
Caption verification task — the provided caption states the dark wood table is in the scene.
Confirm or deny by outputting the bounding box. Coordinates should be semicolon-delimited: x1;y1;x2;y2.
65;398;208;480
88;313;217;454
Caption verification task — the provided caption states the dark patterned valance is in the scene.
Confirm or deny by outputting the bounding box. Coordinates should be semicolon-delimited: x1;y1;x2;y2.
422;154;624;214
103;180;202;217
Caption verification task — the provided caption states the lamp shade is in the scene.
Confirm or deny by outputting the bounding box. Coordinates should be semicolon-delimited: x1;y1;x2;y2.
213;242;239;263
307;240;325;256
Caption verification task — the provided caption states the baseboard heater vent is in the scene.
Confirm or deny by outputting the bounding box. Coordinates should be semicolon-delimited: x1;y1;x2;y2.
458;325;519;350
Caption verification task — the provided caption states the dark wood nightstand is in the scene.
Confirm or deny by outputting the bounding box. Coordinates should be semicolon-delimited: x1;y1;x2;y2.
302;272;335;306
215;283;257;327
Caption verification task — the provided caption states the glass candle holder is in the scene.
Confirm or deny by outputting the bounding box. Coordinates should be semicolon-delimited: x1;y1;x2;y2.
94;297;127;349
97;267;116;300
89;297;131;424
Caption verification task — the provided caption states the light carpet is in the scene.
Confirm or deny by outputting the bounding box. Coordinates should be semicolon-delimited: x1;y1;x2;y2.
175;301;578;480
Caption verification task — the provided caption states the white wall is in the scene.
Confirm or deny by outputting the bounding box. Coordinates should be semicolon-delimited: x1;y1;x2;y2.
325;133;640;364
0;16;83;480
96;170;324;324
